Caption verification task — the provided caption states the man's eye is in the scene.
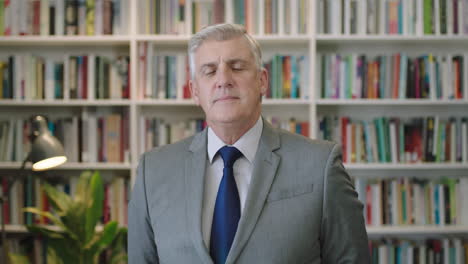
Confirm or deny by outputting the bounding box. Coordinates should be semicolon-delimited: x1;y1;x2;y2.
232;66;243;71
204;69;215;75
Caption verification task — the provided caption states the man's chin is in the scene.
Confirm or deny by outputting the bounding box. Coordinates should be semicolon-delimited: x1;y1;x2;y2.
213;98;241;105
209;114;243;125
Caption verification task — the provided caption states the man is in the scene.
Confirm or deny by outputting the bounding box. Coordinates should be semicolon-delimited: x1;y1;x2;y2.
129;23;370;264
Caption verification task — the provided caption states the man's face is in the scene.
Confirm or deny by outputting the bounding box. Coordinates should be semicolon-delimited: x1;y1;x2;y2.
190;37;268;127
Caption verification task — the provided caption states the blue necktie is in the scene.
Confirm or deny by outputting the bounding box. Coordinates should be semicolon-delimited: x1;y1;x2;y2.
210;146;243;264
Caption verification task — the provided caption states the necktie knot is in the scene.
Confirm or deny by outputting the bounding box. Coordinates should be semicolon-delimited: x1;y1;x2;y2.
218;146;242;168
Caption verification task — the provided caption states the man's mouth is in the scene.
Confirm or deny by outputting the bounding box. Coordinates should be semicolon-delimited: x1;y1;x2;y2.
214;96;240;102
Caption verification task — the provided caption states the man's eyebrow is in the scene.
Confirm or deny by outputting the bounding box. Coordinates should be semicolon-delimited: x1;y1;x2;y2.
199;58;250;71
199;63;217;72
200;62;217;68
225;58;249;65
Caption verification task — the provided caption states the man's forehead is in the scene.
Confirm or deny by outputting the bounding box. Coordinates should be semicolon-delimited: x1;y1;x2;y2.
196;38;251;57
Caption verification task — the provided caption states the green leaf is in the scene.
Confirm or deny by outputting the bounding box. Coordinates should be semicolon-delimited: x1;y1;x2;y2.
23;207;82;242
61;202;87;243
19;170;125;264
85;221;118;250
46;238;81;264
23;207;64;229
46;246;64;264
40;182;73;214
109;228;128;264
74;171;93;203
98;221;119;246
25;225;65;239
9;253;31;264
109;253;128;264
85;171;104;243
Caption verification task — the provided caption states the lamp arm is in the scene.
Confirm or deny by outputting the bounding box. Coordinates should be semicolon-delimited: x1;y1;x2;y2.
5;153;31;199
1;153;31;264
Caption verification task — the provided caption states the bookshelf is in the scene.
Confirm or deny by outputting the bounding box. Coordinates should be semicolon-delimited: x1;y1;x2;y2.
3;224;105;234
0;0;468;262
315;2;468;262
367;225;468;237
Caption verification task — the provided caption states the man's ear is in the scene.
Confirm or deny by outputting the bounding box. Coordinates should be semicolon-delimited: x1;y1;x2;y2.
259;68;269;96
189;80;200;105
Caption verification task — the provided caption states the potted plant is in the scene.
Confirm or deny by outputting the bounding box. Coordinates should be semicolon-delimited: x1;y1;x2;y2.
10;171;127;264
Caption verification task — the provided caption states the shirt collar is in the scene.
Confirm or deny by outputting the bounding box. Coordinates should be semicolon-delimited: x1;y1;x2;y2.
207;116;263;164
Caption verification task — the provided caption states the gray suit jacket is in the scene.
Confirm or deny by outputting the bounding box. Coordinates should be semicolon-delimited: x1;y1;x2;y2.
128;120;370;264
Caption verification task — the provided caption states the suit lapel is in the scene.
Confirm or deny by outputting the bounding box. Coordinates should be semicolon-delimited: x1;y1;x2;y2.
185;129;213;264
226;121;281;264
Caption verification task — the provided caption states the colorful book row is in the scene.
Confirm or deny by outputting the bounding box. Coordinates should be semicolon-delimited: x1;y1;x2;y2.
355;177;468;226
318;0;468;36
0;111;130;163
1;0;128;36
138;116;310;155
234;0;309;35
264;54;309;99
318;53;468;100
369;238;468;264
0;175;128;226
318;116;468;164
139;0;189;35
0;54;130;100
265;116;310;138
139;117;206;155
192;0;224;34
139;0;309;35
138;43;190;100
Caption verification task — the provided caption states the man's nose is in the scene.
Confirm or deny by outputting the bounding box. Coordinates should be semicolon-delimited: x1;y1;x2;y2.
216;66;233;89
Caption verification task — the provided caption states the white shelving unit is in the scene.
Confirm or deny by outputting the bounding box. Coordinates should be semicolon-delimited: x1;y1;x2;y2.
4;224;104;234
0;36;132;46
0;162;132;171
367;226;468;237
0;0;467;240
316;99;468;105
0;99;131;106
345;163;468;170
316;34;468;45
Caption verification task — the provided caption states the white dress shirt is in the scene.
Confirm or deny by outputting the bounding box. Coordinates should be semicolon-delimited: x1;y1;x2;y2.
201;117;263;249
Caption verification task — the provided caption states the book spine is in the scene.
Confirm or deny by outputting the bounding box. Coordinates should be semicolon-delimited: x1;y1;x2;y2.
65;0;78;35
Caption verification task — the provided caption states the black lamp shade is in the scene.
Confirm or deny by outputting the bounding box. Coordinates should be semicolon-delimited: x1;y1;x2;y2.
29;116;67;171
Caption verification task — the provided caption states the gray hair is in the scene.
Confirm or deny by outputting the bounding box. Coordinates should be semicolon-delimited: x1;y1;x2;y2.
188;23;262;79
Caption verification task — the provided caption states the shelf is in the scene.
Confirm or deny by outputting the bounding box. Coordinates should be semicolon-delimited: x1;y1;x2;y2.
4;225;59;233
60;162;132;170
366;225;468;236
254;35;310;45
0;162;132;170
5;224;110;234
135;35;191;45
6;224;467;235
137;99;196;106
344;163;468;170
0;36;131;46
263;99;310;105
316;34;468;45
137;98;310;106
316;99;468;106
5;225;37;233
7;98;466;107
0;99;131;107
136;34;310;45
